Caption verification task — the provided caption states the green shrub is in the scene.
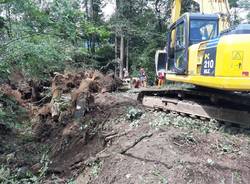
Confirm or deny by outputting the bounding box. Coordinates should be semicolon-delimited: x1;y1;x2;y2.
0;93;27;129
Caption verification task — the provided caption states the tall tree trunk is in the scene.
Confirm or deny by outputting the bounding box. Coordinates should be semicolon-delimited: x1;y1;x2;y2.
126;38;129;72
115;34;118;60
155;0;162;31
89;0;95;53
84;0;90;51
90;0;94;19
6;4;12;38
91;34;96;53
119;34;124;79
115;0;121;77
85;0;89;19
116;0;120;13
115;33;118;77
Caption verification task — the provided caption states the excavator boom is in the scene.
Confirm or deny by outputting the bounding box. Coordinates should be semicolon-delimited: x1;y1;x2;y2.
194;0;230;30
193;0;230;15
171;0;230;30
171;0;181;23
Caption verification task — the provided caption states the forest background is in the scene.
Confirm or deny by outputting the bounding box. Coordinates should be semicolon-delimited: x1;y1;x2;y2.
1;0;249;85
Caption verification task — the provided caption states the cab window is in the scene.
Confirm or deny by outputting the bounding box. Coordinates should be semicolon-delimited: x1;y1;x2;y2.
176;22;185;49
174;22;186;71
167;27;176;72
190;19;218;45
169;27;176;58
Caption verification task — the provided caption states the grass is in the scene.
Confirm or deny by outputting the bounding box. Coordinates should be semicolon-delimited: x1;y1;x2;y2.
152;170;168;184
149;111;219;134
0;150;52;184
90;160;103;178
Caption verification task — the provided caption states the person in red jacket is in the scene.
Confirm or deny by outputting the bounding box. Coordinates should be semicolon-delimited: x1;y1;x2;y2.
157;71;165;87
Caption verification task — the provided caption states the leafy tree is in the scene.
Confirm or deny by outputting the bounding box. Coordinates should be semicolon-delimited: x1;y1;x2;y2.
0;0;111;81
228;0;238;8
238;0;250;23
110;0;169;81
0;0;246;85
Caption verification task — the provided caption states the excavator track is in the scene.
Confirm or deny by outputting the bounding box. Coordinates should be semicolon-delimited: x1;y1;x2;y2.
137;88;250;127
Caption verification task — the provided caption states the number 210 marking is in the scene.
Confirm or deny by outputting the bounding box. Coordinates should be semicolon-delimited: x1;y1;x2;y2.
204;60;214;69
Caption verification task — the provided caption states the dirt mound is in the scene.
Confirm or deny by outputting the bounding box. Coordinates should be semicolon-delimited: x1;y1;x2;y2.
32;70;123;138
0;69;125;181
40;93;139;180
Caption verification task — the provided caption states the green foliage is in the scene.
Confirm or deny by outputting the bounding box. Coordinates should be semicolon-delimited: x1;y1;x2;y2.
0;93;27;128
126;107;143;121
38;153;51;181
247;13;250;23
50;0;84;43
149;112;219;134
238;0;250;23
0;0;169;84
0;151;51;184
111;1;168;83
0;165;38;184
90;160;103;178
1;35;69;80
238;0;250;8
229;0;239;7
0;0;246;85
0;16;5;29
152;170;168;184
0;0;111;81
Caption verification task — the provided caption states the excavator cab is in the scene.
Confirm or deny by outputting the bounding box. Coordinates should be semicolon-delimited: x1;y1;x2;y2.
165;13;219;75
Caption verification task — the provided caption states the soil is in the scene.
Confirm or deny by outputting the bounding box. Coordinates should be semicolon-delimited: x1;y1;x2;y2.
75;92;250;184
1;91;250;184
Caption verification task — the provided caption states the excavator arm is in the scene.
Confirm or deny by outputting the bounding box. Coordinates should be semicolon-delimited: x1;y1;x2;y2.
194;0;231;30
193;0;230;15
171;0;182;23
171;0;230;30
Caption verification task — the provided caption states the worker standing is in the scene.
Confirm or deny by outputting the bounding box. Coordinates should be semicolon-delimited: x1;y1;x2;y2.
157;71;165;87
123;68;129;78
139;68;147;87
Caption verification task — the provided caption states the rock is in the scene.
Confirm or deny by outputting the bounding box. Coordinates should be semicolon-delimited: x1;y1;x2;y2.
6;152;15;163
31;163;42;174
17;166;29;178
76;173;91;184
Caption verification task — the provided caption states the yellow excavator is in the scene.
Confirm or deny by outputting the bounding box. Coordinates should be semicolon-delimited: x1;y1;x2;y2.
140;0;250;125
156;0;250;91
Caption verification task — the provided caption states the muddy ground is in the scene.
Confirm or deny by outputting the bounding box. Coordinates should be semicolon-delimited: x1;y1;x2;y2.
1;91;250;184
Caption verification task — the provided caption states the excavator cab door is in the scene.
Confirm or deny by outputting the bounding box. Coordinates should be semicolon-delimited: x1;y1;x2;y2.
167;16;188;75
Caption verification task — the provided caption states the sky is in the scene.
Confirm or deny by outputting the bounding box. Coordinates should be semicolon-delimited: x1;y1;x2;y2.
102;0;115;20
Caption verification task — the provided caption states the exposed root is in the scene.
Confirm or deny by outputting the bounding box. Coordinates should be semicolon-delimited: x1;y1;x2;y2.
105;131;130;142
120;133;153;154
